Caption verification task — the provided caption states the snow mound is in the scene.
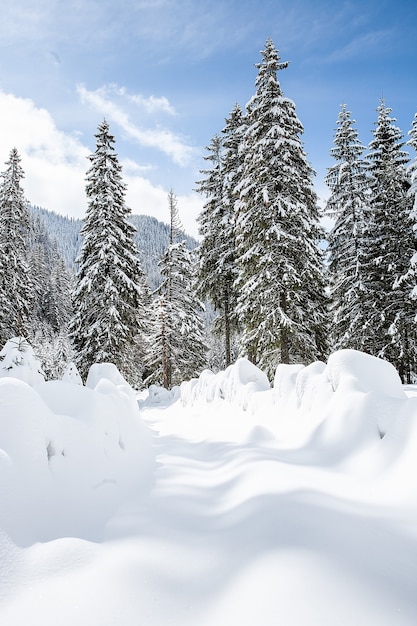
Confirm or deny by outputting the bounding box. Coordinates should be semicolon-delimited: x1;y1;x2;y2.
274;363;305;405
325;349;405;397
275;351;407;460
61;362;82;385
181;358;270;409
181;349;411;465
0;337;45;386
141;384;181;407
0;359;154;546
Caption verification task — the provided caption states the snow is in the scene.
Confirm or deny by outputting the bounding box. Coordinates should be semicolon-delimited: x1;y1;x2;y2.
1;344;417;625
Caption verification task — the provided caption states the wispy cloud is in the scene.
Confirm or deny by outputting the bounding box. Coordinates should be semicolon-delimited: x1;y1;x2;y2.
128;93;175;115
325;30;391;63
0;90;88;217
0;88;201;236
77;83;195;165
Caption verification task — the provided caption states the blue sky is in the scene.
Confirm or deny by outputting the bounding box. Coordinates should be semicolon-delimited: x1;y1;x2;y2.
0;0;416;237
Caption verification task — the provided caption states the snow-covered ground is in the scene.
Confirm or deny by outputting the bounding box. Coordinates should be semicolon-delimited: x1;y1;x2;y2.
1;340;417;625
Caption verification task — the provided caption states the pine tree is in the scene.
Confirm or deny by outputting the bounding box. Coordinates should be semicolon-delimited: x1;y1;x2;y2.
146;191;207;387
196;106;244;367
234;38;327;376
363;101;416;381
0;148;33;345
70;120;150;385
325;104;370;350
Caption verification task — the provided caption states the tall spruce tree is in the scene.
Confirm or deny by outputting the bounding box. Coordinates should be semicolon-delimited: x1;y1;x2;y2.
234;38;327;376
196;106;244;366
408;112;417;215
404;111;417;373
70;120;150;385
146;191;207;387
0;148;33;345
325;104;370;350
363;101;416;381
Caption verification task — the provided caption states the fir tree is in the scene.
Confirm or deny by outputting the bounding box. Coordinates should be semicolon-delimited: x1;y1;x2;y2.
408;112;417;215
234;38;327;376
70;120;150;385
196;107;243;367
0;148;33;345
363;101;416;381
325;104;370;350
146;192;207;388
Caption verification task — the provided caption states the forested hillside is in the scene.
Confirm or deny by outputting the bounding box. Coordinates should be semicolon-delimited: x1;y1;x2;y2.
30;205;198;290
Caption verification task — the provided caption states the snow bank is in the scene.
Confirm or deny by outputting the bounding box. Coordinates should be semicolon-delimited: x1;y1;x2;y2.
181;358;270;410
0;356;154;546
180;349;414;467
141;384;181;407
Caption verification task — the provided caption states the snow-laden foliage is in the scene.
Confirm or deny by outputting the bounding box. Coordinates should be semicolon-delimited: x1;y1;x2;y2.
146;241;207;388
408;111;417;212
70;120;151;386
361;101;416;381
0;149;33;345
196;105;244;366
406;112;417;309
0;336;45;386
234;38;328;374
325;104;370;350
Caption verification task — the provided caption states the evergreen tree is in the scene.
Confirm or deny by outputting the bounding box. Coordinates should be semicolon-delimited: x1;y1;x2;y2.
28;217;74;336
0;148;33;345
47;252;74;333
325;104;370;350
408;112;417;215
363;101;416;381
70;120;150;385
234;38;327;376
146;192;207;388
196;107;243;367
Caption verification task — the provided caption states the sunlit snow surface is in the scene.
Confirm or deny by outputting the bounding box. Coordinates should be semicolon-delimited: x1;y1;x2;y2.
1;349;417;625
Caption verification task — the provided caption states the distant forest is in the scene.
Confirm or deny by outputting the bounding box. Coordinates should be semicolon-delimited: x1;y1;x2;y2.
30;205;198;291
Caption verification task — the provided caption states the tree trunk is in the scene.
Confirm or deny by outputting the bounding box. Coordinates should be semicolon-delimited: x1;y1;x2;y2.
280;291;289;363
224;285;231;367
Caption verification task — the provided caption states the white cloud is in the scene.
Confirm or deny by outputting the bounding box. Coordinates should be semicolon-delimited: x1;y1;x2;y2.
0;90;88;218
124;171;202;239
77;83;196;166
0;90;201;236
128;93;176;116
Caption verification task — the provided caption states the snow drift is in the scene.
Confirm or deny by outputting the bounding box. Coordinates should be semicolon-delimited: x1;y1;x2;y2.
180;349;417;482
2;343;417;625
0;341;154;545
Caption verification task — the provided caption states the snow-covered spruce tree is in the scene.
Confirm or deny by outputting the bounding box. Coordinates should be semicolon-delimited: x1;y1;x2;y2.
0;148;33;345
196;106;244;367
146;191;207;388
234;38;328;376
362;101;416;382
325;104;370;350
28;217;74;336
408;111;417;216
70;120;150;386
27;217;75;380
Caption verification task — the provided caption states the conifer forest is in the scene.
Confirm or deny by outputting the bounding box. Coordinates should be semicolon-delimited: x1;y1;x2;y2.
1;38;417;386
